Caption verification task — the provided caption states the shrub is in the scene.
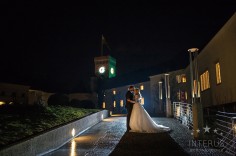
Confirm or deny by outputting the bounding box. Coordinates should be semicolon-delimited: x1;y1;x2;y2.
69;99;81;107
80;100;95;109
48;94;69;106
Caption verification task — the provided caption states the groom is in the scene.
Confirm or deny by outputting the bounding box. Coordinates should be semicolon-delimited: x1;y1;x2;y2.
125;85;135;132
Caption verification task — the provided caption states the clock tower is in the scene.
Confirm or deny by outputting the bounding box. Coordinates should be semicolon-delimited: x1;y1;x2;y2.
94;55;116;78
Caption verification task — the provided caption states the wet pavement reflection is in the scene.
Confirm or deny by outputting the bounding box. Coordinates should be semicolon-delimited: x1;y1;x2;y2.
44;115;126;156
43;115;226;156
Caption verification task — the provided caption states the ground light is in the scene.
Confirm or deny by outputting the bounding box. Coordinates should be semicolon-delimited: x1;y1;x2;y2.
71;128;75;137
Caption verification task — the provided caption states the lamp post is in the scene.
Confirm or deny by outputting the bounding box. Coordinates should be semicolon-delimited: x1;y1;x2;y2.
188;48;203;139
188;48;201;103
164;73;172;117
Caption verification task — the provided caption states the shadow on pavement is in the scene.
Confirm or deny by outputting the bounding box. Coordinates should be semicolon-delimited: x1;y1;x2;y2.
110;131;189;156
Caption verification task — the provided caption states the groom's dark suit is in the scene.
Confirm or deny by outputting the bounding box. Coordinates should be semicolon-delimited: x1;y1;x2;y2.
125;90;134;131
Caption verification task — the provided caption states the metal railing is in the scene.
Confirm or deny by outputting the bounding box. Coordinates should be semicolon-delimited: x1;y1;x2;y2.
215;111;236;155
173;102;193;129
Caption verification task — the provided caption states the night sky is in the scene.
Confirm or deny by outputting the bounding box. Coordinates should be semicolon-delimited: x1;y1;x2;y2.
2;1;236;93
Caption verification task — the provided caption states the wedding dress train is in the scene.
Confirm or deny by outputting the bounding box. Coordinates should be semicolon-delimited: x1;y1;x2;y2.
129;97;171;133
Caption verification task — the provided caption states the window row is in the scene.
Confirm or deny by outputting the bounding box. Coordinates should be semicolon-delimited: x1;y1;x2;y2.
200;62;222;91
176;74;187;83
102;98;145;108
112;85;144;95
0;91;26;98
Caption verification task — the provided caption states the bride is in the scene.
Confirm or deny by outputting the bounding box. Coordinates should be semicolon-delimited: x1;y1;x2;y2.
129;88;171;133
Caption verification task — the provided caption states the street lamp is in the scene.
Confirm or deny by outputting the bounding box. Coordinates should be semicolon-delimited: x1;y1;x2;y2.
188;48;200;104
188;48;203;139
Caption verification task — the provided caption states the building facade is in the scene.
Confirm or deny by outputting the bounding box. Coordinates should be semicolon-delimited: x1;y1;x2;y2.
103;81;151;115
103;12;236;115
0;83;30;105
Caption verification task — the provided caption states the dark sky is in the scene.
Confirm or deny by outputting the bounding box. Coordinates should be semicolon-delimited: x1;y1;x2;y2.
2;1;236;93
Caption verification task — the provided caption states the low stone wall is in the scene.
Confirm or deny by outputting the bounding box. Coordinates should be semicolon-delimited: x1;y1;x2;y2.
0;110;109;156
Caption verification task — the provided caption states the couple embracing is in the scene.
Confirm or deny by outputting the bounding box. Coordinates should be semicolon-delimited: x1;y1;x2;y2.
125;85;171;133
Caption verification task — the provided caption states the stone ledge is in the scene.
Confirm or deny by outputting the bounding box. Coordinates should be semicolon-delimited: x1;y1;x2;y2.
0;110;109;156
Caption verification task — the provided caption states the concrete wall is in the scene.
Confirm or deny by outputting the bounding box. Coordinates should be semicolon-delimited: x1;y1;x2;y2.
28;90;54;106
0;110;109;156
149;69;189;116
197;12;236;107
0;83;30;105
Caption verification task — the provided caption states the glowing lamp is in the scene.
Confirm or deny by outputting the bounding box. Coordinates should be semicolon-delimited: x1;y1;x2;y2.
102;102;106;109
110;67;114;74
98;66;105;74
71;128;75;137
0;101;6;105
188;48;199;53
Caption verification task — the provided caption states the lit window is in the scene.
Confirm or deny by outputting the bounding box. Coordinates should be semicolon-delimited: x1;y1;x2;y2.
0;101;6;105
197;81;201;97
140;85;144;90
176;106;180;117
216;62;221;84
120;100;124;107
185;92;188;100
141;98;144;105
182;75;187;83
113;90;116;95
113;101;116;107
102;102;106;109
176;75;181;83
200;70;210;91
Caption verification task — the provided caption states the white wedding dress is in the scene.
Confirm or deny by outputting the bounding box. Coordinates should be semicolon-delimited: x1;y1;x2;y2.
129;94;171;133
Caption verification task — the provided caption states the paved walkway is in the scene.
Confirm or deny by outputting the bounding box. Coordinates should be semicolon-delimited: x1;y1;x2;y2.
44;115;227;156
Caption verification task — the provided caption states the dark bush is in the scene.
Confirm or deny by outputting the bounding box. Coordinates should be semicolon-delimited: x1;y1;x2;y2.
79;100;95;109
48;94;69;106
69;99;81;107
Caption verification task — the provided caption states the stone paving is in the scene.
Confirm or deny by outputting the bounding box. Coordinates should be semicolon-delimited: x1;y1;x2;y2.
44;115;228;156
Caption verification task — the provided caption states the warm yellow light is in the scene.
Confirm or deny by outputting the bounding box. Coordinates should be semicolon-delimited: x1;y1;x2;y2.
141;98;144;105
120;100;124;107
71;128;75;137
70;139;76;156
216;62;221;84
110;111;112;116
113;90;116;95
182;75;187;83
102;102;106;109
0;101;6;105
200;70;210;91
113;101;116;107
188;48;199;53
176;106;180;117
140;85;144;90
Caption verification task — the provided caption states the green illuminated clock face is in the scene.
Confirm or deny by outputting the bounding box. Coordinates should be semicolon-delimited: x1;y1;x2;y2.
99;66;105;74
